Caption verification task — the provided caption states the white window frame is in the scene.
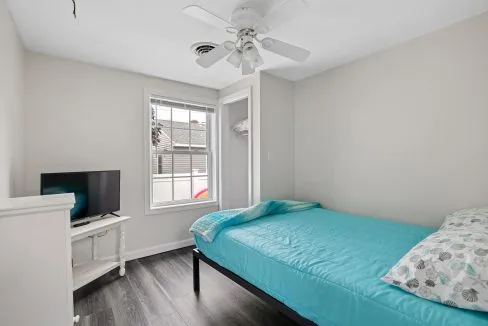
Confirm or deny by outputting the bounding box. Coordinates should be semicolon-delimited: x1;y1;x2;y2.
144;89;219;215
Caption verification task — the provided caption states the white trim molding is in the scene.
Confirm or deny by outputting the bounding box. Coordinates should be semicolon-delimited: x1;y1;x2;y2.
145;200;219;215
104;238;195;262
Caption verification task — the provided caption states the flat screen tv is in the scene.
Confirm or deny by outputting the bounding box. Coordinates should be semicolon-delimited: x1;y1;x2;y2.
41;170;120;222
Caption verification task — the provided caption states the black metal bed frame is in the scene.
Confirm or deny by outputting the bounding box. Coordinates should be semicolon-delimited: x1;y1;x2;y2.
192;248;316;325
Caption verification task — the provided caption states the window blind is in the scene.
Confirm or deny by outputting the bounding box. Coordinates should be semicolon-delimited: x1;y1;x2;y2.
150;97;215;113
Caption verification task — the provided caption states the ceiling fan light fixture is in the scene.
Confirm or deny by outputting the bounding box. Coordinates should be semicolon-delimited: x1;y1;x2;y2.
242;42;263;69
242;60;255;75
223;41;236;51
227;50;243;68
261;38;275;49
242;42;258;62
251;52;264;69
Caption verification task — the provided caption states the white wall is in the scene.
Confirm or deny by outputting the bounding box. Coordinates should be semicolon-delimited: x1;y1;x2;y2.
219;72;295;203
260;73;295;201
227;99;248;208
23;53;218;261
294;12;488;226
0;0;24;199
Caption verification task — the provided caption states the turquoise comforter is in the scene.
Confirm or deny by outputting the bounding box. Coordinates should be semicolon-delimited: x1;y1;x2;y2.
195;208;488;326
190;200;320;242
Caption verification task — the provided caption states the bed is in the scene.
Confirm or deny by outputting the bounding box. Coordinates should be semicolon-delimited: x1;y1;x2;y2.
192;208;488;326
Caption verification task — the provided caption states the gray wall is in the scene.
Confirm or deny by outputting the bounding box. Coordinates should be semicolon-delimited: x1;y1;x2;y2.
294;12;488;226
260;73;295;201
0;0;24;198
23;52;218;261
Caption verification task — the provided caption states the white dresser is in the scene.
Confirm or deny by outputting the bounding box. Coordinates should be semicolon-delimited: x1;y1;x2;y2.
0;194;75;326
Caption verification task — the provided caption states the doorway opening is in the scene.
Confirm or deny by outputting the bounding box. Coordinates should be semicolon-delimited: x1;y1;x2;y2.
219;88;253;210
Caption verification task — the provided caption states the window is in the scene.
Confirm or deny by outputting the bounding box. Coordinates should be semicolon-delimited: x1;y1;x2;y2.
148;95;216;209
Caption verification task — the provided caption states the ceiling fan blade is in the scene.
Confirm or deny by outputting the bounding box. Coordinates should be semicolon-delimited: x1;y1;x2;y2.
196;41;234;68
242;60;255;75
261;37;310;62
183;5;232;30
264;0;309;32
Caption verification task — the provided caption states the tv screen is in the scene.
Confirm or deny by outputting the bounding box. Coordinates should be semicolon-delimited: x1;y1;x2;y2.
41;170;120;221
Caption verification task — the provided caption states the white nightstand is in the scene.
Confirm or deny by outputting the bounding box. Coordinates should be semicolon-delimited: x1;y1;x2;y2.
71;216;130;291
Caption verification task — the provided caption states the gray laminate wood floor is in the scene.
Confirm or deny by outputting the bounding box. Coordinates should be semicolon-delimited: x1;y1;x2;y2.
74;246;297;326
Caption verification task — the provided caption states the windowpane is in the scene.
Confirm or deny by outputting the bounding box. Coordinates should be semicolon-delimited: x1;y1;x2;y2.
172;107;190;148
156;105;172;120
191;111;207;130
193;176;208;199
190;130;207;152
153;105;171;150
172;107;190;124
155;154;172;175
174;154;191;177
192;154;207;175
173;177;191;201
153;177;173;204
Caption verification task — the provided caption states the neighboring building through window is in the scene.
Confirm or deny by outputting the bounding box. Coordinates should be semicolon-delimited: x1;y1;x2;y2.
149;96;215;208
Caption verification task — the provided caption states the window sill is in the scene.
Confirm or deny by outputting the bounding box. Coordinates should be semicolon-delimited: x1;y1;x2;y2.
145;200;219;215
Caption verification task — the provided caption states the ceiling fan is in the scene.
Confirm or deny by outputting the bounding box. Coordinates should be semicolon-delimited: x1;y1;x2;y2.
183;0;311;75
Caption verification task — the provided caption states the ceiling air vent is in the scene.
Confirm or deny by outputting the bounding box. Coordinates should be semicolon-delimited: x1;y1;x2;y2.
191;42;218;56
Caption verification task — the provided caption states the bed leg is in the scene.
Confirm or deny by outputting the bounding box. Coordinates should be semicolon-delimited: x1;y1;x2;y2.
193;249;200;292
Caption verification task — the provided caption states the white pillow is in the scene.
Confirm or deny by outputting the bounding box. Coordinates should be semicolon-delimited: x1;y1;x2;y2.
440;207;488;232
382;209;488;312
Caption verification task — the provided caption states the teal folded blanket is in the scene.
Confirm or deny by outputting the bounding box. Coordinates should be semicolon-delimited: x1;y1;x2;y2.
190;200;321;242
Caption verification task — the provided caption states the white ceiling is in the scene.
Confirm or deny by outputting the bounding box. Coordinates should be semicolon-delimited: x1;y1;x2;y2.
7;0;488;89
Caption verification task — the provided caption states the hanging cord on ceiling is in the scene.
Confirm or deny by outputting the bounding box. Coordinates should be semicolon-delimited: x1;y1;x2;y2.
72;0;77;18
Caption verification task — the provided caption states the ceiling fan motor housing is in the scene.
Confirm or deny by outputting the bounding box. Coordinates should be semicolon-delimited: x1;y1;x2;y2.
231;6;268;34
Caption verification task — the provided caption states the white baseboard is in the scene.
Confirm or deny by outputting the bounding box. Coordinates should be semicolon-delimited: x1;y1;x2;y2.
99;238;195;263
124;238;195;261
89;238;195;266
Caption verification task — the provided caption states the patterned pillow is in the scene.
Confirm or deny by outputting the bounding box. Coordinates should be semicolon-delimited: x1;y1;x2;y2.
440;208;488;232
382;223;488;312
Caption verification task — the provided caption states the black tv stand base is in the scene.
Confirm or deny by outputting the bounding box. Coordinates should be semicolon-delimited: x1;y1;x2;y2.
101;212;120;218
72;213;121;228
